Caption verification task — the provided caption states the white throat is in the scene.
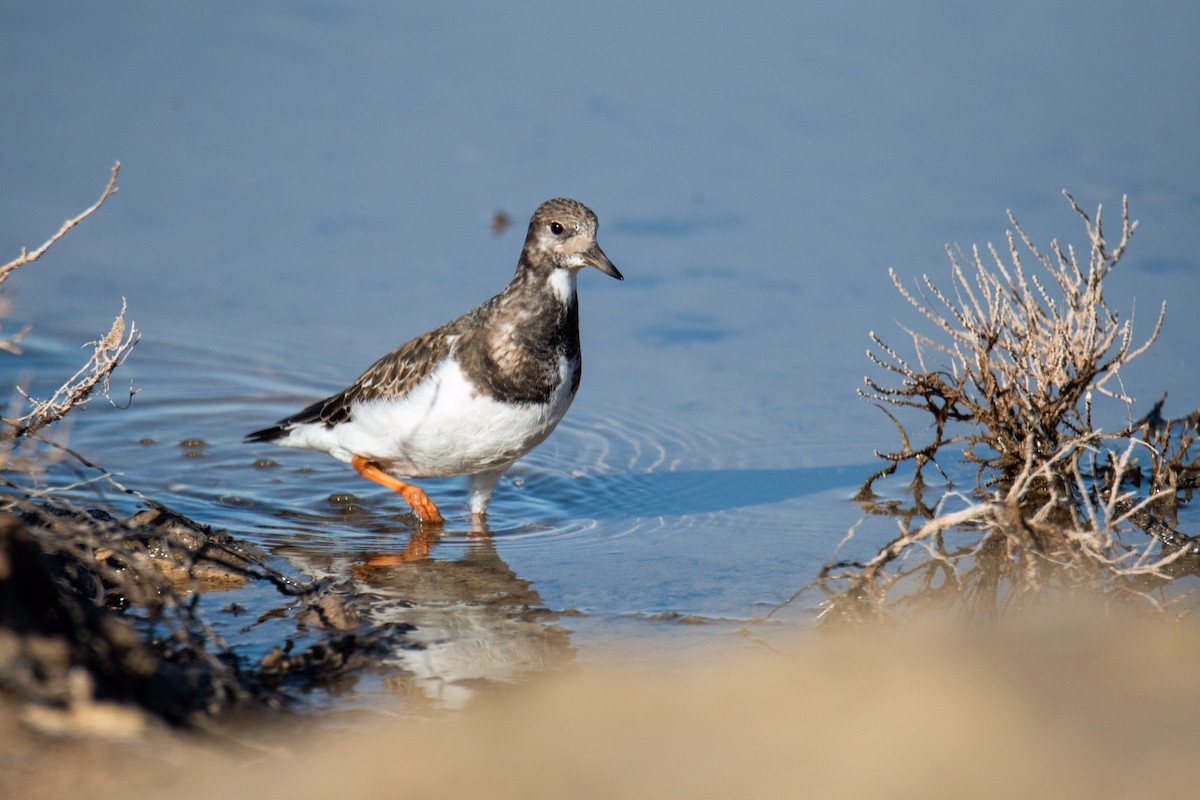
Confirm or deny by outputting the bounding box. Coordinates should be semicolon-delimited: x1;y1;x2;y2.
547;267;578;305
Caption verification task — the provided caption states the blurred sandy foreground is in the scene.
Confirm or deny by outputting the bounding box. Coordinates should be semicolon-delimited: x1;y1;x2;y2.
8;611;1200;800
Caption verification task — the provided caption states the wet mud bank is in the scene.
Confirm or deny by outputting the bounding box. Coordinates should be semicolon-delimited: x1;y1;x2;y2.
0;498;455;734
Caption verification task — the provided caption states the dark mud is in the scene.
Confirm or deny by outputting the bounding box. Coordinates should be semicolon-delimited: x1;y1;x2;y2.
0;497;445;732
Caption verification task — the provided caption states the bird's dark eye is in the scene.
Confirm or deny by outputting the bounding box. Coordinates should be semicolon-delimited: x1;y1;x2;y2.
549;222;565;236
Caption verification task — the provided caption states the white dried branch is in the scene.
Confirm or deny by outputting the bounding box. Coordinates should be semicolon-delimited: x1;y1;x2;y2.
1;162;121;355
6;299;139;438
0;162;121;288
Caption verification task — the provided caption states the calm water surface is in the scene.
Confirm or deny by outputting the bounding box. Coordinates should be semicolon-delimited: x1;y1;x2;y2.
3;2;1199;710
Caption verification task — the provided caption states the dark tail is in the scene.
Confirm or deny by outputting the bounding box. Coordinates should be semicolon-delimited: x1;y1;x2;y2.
245;425;288;443
245;393;345;444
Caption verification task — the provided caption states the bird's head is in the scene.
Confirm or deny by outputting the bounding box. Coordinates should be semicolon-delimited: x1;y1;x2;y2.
522;198;623;280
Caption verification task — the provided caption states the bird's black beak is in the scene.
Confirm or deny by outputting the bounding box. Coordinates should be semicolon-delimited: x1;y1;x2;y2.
582;242;623;280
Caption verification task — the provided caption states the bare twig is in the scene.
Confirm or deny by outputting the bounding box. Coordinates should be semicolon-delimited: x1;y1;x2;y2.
0;163;137;441
5;299;139;438
0;162;121;289
862;193;1156;483
0;162;121;354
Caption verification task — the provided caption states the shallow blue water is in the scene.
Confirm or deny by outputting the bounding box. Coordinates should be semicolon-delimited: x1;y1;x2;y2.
3;1;1199;709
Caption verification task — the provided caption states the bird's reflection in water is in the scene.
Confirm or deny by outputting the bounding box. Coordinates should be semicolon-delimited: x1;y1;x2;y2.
272;514;574;711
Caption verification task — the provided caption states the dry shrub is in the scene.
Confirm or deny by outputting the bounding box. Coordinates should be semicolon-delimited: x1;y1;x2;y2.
860;193;1162;489
1;162;138;444
0;165;376;729
815;193;1200;620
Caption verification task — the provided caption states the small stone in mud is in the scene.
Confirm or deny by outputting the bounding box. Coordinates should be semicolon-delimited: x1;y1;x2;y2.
127;507;264;591
257;633;385;690
296;594;361;632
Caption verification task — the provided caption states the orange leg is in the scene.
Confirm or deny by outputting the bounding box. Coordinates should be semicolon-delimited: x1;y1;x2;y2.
351;454;444;525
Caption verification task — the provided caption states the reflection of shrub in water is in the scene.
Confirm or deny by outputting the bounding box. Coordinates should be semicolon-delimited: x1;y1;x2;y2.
822;193;1199;618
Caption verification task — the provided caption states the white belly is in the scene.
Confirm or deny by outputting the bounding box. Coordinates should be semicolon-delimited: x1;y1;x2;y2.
276;356;576;477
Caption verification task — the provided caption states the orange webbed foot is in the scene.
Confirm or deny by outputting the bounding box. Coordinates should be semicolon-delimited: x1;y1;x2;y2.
398;483;445;525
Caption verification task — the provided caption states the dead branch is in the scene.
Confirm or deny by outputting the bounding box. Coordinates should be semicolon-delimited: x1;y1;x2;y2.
0;162;121;289
0;162;121;355
4;299;139;439
0;163;137;441
789;192;1200;623
861;192;1157;486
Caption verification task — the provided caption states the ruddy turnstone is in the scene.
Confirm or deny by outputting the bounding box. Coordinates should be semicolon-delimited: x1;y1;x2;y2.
247;198;622;524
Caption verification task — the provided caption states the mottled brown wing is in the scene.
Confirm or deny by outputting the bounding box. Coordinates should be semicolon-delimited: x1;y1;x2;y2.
312;328;457;423
246;289;505;442
245;328;457;441
336;328;457;411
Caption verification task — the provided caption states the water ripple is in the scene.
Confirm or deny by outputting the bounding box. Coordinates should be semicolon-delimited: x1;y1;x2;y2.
23;335;870;659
